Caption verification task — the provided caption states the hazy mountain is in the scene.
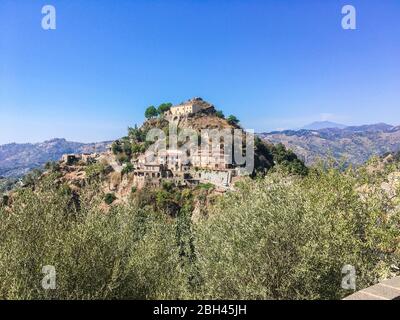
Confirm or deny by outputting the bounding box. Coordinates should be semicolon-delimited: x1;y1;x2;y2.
301;121;347;130
0;138;111;178
259;123;400;166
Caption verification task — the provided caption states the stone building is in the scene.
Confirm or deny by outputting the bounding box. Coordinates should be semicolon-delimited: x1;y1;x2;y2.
61;154;80;165
131;142;238;189
190;148;233;170
61;153;98;166
168;97;213;117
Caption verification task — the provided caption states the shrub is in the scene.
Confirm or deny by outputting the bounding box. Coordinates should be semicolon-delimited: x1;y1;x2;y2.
85;162;107;181
116;153;130;164
271;143;308;176
44;161;60;172
155;189;180;216
227;115;240;126
128;125;146;143
194;168;400;299
104;193;117;205
158;103;172;114
111;141;123;155
0;187;187;299
162;181;174;192
1;158;400;300
22;169;43;186
1;195;9;207
197;183;214;191
121;163;134;175
215;110;224;118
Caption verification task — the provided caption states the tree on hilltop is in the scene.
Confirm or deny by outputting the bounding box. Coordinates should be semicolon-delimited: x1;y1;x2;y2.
227;115;240;125
145;106;159;119
215;110;225;118
158;103;172;114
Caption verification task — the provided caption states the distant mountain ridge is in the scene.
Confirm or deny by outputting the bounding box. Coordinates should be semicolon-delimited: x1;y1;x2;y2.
301;121;348;130
3;122;400;178
259;123;400;166
0;138;111;178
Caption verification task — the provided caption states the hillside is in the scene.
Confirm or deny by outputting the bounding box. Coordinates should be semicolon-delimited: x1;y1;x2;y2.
0;138;111;178
1;99;400;301
2;135;400;300
1;98;307;215
259;123;400;165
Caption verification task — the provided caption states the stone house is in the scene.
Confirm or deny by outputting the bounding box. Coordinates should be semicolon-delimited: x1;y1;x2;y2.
168;97;213;117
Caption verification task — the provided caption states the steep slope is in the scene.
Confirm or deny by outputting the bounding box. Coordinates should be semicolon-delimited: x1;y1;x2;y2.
31;98;307;208
2;98;308;216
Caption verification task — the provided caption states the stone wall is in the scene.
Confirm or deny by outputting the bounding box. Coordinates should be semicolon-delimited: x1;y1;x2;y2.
194;170;232;188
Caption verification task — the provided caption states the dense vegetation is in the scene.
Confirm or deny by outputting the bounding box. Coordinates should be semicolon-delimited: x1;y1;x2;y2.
1;157;399;300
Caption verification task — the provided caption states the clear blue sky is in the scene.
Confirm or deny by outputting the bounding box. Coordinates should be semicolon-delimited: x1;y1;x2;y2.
1;0;399;144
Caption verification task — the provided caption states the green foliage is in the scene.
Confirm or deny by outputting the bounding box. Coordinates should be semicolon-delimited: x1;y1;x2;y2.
145;106;159;119
227;115;240;125
155;189;180;217
128;125;146;142
162;181;174;192
22;169;43;187
0;178;18;194
271;143;309;176
0;186;186;299
121;163;134;175
134;183;194;218
116;153;130;164
195;167;400;299
85;162;107;181
111;141;123;155
176;204;202;290
197;183;214;191
121;139;132;158
1;194;9;207
1;156;400;300
112;137;134;163
215;110;225;118
44;161;61;172
114;125;151;161
158;103;172;114
253;137;308;177
104;193;117;205
131;143;144;155
254;137;275;175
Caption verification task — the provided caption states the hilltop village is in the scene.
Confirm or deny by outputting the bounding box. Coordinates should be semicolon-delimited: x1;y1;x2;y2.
58;98;249;200
0;98;306;242
130;98;249;190
28;98;306;209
